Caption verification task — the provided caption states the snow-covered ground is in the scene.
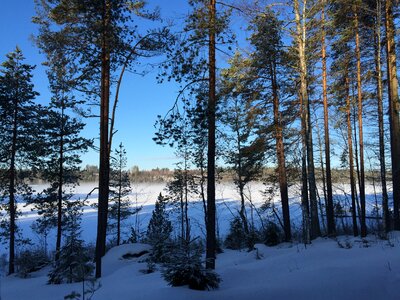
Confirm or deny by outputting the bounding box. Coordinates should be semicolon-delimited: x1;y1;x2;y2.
9;180;390;252
2;234;400;300
1;181;398;299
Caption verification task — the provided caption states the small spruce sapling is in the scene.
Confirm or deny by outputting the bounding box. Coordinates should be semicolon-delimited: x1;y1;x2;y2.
162;239;221;290
48;201;94;284
145;193;172;263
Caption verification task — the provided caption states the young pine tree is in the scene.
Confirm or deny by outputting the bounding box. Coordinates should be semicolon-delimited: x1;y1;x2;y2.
48;201;93;284
146;193;172;263
0;47;41;275
31;55;91;262
109;143;133;246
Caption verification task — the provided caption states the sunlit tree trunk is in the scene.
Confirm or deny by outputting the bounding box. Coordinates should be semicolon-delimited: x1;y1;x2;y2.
385;0;400;230
354;6;367;237
206;0;217;270
321;0;335;236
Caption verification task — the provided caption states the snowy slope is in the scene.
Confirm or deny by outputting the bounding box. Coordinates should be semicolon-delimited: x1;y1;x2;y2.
2;234;400;300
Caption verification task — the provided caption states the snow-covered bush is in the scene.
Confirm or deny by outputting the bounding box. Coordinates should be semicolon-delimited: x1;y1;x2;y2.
48;211;94;284
16;248;49;278
261;222;281;246
224;216;247;249
47;233;94;284
162;242;220;290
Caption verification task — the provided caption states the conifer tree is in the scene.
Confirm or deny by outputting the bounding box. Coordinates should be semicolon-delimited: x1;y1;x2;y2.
109;143;133;246
385;0;400;230
146;193;172;263
293;0;321;239
48;201;93;284
248;7;292;241
31;53;91;262
34;0;170;278
158;0;233;269
220;53;265;246
0;48;40;274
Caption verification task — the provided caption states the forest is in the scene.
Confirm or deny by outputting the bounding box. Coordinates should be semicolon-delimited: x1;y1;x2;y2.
1;0;400;299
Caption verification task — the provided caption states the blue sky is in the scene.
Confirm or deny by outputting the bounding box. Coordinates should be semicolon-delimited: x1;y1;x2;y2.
0;1;196;170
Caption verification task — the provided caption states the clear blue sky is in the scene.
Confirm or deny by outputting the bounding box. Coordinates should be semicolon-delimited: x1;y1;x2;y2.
0;1;196;170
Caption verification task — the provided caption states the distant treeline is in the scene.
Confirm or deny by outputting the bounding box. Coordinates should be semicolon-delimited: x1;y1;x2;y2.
78;165;391;185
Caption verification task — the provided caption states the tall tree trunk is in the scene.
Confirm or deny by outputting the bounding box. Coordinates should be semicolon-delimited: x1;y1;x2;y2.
321;1;335;236
385;0;400;230
315;115;327;233
375;0;390;233
117;160;122;246
294;0;320;239
346;73;359;237
352;105;362;223
184;152;190;243
271;63;291;241
206;0;216;270
300;91;310;244
8;93;18;275
96;0;111;278
354;7;367;237
56;102;65;261
234;110;250;238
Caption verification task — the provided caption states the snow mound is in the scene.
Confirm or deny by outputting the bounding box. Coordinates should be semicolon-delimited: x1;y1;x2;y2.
101;243;151;277
2;236;400;300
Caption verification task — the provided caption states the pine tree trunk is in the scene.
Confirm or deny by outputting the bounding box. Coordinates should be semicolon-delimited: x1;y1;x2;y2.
346;73;359;237
315;116;327;233
294;0;320;239
271;63;291;242
354;8;367;237
321;2;335;236
96;0;111;279
56;103;65;261
375;0;390;233
300;90;310;244
385;0;400;230
8;93;18;275
206;0;216;270
117;163;122;246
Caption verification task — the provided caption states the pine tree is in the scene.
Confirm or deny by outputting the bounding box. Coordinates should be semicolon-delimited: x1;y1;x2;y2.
320;0;336;236
31;53;91;262
146;193;172;263
385;0;400;230
48;201;93;284
248;7;292;242
34;0;169;278
0;48;40;275
293;0;321;239
109;143;133;246
158;0;233;270
220;53;265;247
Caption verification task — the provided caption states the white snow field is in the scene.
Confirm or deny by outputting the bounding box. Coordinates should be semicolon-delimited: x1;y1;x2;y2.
1;181;400;299
2;235;400;300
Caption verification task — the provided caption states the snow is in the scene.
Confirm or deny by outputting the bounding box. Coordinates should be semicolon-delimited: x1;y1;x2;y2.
1;181;399;299
2;234;400;299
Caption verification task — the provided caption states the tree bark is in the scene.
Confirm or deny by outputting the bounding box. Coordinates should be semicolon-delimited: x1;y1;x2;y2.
375;0;390;233
271;62;291;241
294;0;320;239
354;7;367;237
385;0;400;230
96;0;111;279
206;0;216;270
8;85;19;275
299;89;310;244
55;99;65;261
346;72;359;237
321;1;335;236
117;156;122;246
